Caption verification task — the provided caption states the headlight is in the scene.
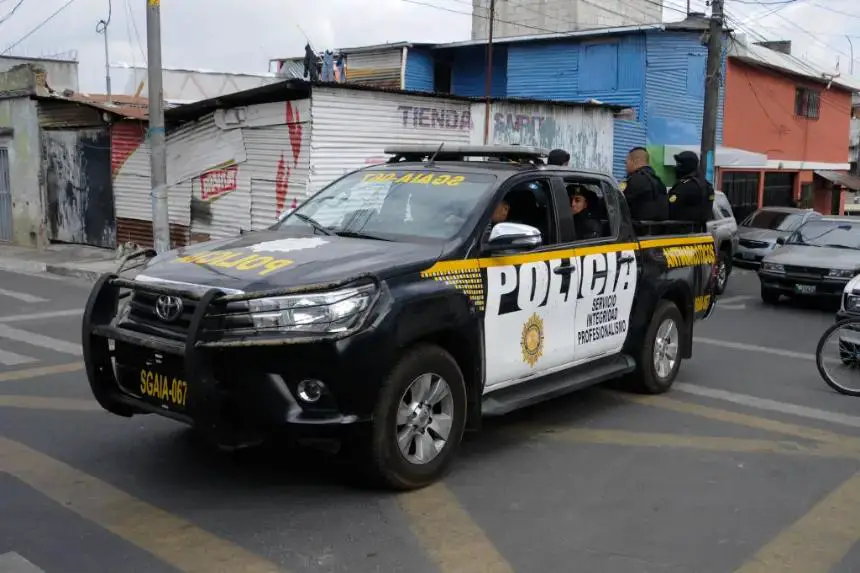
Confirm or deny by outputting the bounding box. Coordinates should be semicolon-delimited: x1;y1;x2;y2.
846;295;860;312
247;284;375;333
762;262;784;273
828;269;857;279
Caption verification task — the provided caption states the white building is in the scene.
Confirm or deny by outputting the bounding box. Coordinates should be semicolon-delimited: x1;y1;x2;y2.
471;0;665;40
111;81;626;246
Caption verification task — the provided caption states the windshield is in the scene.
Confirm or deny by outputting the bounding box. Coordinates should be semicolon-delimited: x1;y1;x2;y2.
744;210;805;232
787;220;860;249
272;169;498;241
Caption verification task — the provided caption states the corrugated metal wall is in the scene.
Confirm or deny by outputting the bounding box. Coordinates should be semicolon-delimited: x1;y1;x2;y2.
307;86;474;196
404;48;435;92
450;45;507;97
346;50;403;89
644;30;725;148
487;101;614;172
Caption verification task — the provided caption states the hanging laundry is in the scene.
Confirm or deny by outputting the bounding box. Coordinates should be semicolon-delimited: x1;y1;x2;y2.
303;43;319;81
322;50;335;82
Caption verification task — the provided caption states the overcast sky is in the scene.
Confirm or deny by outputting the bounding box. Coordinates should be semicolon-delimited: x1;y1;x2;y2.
1;0;858;94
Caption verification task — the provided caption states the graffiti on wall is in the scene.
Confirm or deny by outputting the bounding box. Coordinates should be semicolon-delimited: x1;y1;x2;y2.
494;112;547;134
397;105;472;131
194;165;238;202
275;101;305;216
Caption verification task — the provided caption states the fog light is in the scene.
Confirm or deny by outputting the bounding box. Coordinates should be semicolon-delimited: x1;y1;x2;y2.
297;379;325;403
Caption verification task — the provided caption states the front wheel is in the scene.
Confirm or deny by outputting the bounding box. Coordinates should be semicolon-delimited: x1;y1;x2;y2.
352;344;468;490
817;320;860;397
627;300;684;394
761;285;781;305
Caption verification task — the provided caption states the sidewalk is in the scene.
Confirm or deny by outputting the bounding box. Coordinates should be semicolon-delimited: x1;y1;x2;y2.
0;243;121;282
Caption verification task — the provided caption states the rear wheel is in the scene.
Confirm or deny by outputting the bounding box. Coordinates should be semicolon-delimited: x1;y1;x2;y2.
627;300;684;394
761;285;781;305
349;344;467;490
714;250;731;295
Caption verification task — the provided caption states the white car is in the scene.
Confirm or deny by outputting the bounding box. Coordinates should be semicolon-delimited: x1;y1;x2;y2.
836;275;860;365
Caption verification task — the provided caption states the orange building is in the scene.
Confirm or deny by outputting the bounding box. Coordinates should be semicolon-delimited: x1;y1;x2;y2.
716;40;860;221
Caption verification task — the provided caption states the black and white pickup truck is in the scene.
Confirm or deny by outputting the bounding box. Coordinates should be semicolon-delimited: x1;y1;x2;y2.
82;145;717;490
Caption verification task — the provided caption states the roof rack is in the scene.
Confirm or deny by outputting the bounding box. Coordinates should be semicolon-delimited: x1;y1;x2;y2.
383;144;550;165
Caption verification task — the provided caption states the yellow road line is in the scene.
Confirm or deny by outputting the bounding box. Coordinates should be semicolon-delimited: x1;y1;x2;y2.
398;483;515;573
529;427;859;459
614;392;859;448
734;469;860;573
0;395;100;411
0;362;83;383
0;437;286;573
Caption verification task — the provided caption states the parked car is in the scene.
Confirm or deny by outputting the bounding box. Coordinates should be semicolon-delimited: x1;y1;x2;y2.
758;216;860;304
707;191;738;295
735;207;820;268
81;144;717;490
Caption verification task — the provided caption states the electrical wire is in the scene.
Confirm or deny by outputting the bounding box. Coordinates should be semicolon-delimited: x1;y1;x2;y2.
809;2;860;21
2;0;81;55
0;0;26;26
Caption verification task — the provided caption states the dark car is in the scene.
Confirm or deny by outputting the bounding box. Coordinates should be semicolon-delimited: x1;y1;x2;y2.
82;144;716;490
734;207;820;268
758;216;860;304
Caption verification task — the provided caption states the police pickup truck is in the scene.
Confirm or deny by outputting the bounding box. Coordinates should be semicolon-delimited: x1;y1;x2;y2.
83;145;717;490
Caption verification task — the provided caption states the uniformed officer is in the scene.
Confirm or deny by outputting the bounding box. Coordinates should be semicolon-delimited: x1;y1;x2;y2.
569;185;602;240
548;149;570;166
667;151;714;225
622;147;668;222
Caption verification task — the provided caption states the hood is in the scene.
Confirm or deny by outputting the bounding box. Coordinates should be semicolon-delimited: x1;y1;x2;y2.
764;245;860;270
135;231;445;292
674;151;699;178
738;227;788;242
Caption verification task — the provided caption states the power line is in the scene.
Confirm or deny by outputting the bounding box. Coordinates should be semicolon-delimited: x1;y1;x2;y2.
0;0;26;26
2;0;81;55
810;2;860;20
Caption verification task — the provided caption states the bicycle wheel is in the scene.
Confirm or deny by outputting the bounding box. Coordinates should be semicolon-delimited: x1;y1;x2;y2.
816;318;860;397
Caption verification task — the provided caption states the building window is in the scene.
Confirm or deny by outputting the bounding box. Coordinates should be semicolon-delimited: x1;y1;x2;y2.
794;87;820;119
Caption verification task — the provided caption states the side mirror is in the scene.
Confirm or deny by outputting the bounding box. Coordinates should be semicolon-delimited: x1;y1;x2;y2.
484;222;542;253
776;236;786;246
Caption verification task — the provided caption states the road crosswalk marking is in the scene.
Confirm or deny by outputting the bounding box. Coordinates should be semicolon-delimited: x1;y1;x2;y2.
0;552;46;573
0;325;81;356
0;348;38;366
0;309;82;324
0;288;48;303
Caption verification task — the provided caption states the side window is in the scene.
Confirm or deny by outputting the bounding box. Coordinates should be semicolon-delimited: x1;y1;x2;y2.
715;195;733;219
561;177;614;242
488;176;559;246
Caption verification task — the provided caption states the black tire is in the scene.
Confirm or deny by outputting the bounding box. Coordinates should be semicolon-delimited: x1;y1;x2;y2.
626;300;685;394
348;344;468;490
761;285;781;305
817;320;860;397
714;250;731;295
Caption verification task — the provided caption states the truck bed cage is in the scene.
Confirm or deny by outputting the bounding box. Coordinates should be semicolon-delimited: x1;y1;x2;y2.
384;144;550;165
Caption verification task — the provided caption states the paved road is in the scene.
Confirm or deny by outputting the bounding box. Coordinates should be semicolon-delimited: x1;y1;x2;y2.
1;267;860;572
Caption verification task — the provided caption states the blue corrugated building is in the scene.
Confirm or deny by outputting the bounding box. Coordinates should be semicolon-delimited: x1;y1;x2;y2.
401;17;726;182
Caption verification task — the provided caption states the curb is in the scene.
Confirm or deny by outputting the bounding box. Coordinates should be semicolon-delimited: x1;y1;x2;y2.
0;259;111;282
0;260;48;275
44;265;106;282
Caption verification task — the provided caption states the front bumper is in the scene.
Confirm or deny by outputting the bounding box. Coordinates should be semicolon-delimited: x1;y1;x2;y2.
758;271;848;297
82;272;391;442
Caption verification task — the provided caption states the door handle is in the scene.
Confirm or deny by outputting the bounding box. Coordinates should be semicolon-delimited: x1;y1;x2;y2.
619;256;635;263
553;265;576;275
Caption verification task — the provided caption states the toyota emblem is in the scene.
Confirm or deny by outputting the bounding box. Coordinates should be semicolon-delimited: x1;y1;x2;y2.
154;295;184;323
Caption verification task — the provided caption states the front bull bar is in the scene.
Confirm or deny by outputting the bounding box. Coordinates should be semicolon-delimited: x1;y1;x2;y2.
81;270;381;434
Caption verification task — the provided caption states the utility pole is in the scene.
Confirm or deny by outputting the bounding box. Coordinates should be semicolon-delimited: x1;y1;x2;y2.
686;0;691;15
146;0;171;253
700;0;723;185
482;0;495;145
96;15;111;102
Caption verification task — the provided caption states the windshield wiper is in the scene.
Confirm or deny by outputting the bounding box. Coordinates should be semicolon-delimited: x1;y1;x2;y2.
332;229;391;241
291;213;333;235
822;244;857;250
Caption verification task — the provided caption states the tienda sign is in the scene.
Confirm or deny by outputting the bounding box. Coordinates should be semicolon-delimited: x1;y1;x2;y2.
196;166;238;201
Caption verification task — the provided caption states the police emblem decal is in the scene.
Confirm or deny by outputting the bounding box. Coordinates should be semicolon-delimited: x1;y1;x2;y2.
521;313;545;367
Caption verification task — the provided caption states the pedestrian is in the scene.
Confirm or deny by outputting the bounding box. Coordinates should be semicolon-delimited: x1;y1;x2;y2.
622;147;668;223
547;148;570;166
667;151;715;226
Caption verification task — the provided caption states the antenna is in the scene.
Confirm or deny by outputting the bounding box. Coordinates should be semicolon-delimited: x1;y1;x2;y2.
426;142;444;167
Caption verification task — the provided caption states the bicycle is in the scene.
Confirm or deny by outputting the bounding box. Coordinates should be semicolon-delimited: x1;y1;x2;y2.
816;318;860;396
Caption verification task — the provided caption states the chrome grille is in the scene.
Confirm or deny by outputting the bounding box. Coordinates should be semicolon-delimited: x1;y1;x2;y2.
739;239;769;248
783;265;825;279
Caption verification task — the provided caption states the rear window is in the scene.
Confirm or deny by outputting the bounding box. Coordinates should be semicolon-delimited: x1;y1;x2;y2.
745;210;805;231
273;169;498;241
